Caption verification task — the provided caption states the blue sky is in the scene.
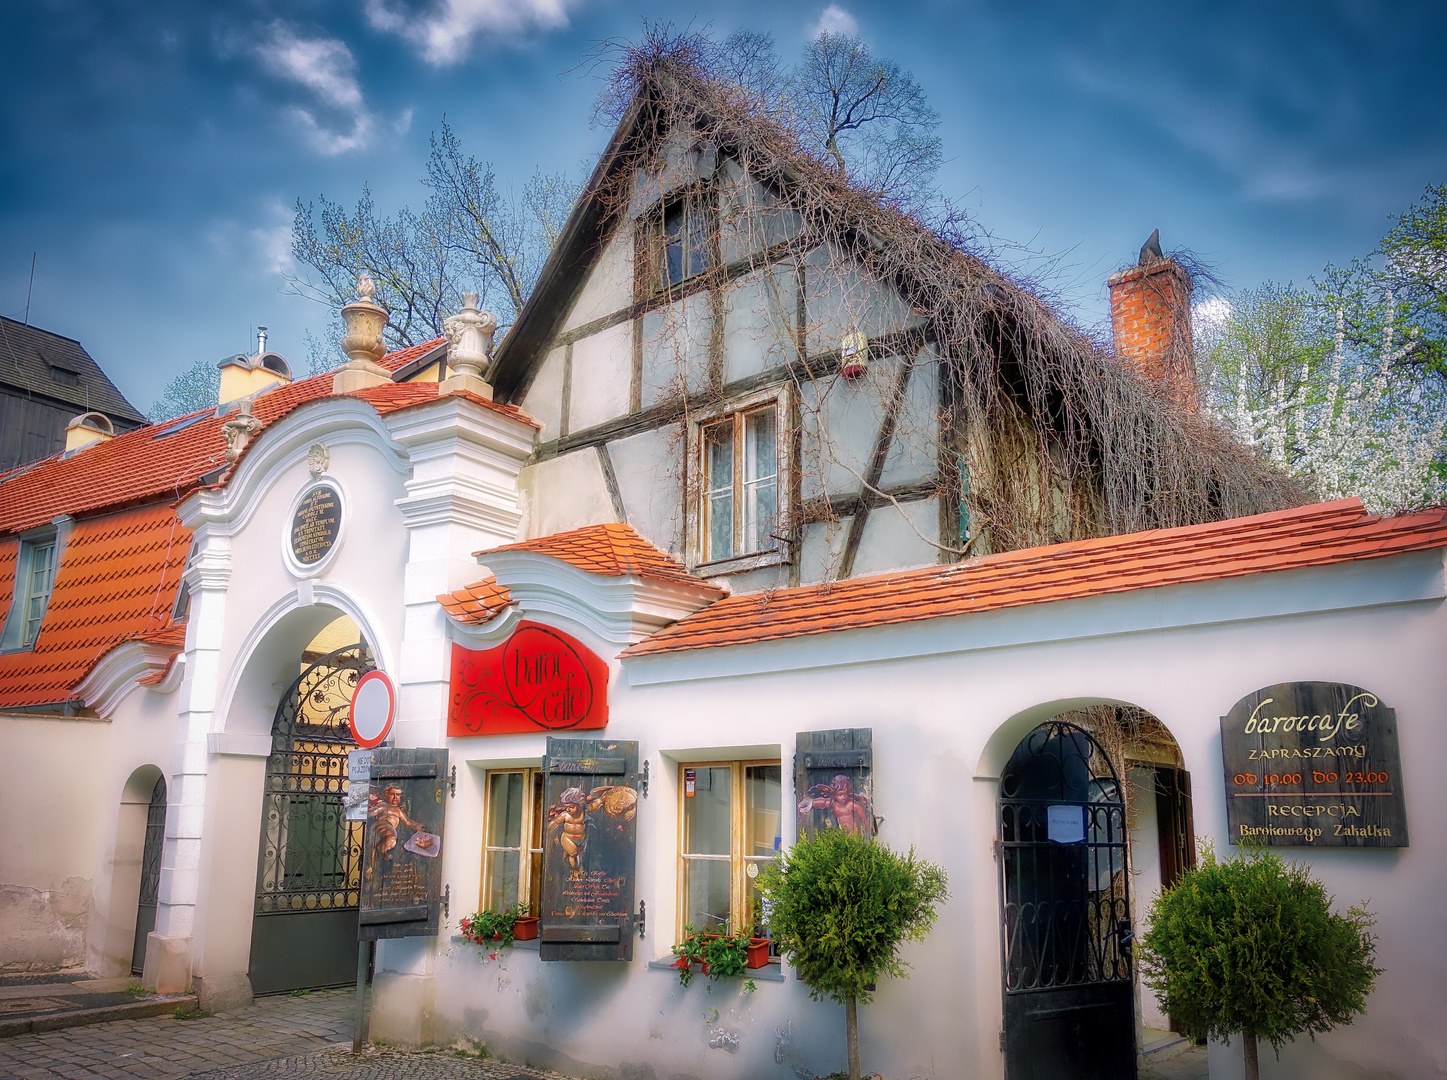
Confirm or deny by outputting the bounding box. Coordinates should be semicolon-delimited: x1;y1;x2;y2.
3;0;1444;414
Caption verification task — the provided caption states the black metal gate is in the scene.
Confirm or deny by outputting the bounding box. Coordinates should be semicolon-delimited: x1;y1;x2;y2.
130;776;166;976
998;721;1135;1080
248;644;370;995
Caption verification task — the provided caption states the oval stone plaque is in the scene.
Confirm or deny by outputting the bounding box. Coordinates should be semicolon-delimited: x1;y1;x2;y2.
290;483;342;566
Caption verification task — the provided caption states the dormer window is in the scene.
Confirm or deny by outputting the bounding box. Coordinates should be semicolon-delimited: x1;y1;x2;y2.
3;533;57;649
640;186;717;296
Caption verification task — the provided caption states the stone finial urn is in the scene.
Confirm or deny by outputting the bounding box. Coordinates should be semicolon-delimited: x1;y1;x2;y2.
341;274;389;366
440;292;497;399
333;274;393;393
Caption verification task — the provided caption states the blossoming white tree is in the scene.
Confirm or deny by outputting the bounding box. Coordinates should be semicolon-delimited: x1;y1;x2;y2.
1199;187;1447;514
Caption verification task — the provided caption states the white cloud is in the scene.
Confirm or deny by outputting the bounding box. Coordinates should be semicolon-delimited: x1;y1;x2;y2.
1193;296;1231;334
204;201;295;278
365;0;574;67
255;23;376;155
811;4;858;38
251;202;295;276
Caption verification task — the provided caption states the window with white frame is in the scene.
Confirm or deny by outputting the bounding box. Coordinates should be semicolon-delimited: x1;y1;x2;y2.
2;534;58;650
678;762;782;942
481;769;544;916
690;394;789;571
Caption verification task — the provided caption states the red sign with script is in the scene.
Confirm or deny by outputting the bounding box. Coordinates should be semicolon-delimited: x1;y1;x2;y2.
447;622;609;736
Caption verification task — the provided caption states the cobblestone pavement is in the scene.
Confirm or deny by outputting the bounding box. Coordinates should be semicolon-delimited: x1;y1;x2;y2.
0;989;559;1080
0;980;1209;1080
187;1047;572;1080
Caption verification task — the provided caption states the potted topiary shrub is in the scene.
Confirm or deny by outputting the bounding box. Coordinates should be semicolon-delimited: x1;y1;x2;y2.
1138;843;1380;1080
758;828;948;1080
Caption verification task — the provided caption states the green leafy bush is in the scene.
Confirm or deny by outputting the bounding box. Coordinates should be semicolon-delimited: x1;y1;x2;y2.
1139;843;1379;1080
759;829;947;1080
669;925;753;986
459;902;527;950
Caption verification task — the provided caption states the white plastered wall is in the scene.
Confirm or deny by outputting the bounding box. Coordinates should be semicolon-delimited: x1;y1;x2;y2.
0;713;111;973
396;548;1447;1080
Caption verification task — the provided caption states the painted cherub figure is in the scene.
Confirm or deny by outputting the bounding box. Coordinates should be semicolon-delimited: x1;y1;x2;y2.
798;774;873;835
368;785;422;869
546;785;638;876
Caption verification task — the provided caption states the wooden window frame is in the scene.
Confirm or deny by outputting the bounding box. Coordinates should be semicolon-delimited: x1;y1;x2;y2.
479;768;545;917
684;386;794;576
675;759;782;946
636;183;719;300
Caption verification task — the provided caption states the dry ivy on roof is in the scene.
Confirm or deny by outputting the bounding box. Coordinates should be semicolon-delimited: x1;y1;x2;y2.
591;38;1308;556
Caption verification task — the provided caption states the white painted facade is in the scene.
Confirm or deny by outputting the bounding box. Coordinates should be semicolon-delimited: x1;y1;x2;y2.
372;541;1443;1080
4;132;1444;1080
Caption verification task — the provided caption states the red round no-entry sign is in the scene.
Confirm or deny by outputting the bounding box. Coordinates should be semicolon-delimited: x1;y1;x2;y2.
349;669;396;748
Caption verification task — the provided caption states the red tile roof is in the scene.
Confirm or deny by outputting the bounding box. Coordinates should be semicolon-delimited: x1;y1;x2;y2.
0;339;540;707
622;499;1447;657
0;339;537;536
479;524;724;595
0;504;190;708
437;574;515;625
0;541;17;634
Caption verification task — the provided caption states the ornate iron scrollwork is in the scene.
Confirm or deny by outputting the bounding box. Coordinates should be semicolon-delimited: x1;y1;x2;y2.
254;644;373;916
998;720;1132;993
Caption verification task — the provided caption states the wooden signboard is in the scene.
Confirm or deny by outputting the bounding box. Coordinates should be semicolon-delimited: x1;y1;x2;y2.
447;623;609;736
290;483;342;566
358;747;449;939
1221;682;1407;848
538;737;641;961
795;728;876;839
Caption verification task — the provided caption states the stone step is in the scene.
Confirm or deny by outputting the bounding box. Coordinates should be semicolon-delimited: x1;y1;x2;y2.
0;993;199;1039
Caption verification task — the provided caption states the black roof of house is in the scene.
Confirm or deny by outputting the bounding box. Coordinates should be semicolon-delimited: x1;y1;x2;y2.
0;315;147;425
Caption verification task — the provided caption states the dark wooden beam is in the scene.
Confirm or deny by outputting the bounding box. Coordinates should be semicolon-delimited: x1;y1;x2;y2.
835;351;918;580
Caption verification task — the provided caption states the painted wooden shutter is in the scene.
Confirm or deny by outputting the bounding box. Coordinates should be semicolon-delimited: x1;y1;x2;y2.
539;737;641;961
794;728;876;840
358;747;449;940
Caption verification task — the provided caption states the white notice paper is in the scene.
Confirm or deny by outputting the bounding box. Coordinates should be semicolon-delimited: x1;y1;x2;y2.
1046;804;1085;844
344;749;373;822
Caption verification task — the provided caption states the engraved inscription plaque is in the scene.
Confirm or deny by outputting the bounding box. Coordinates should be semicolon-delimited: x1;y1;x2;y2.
290;484;342;566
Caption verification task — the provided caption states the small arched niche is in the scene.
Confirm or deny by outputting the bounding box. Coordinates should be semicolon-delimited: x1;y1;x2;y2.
99;765;166;978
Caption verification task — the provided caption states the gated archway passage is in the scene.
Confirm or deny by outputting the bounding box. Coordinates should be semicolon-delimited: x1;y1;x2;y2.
998;721;1135;1080
248;644;371;994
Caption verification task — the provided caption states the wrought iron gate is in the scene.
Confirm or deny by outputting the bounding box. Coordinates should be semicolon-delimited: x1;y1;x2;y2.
998;721;1135;1080
130;777;166;976
248;644;371;994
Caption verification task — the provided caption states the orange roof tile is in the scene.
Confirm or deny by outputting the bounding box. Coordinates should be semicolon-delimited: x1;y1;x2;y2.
0;339;536;536
622;499;1447;657
437;574;515;625
0;540;17;629
479;524;723;595
0;503;190;708
0;338;542;708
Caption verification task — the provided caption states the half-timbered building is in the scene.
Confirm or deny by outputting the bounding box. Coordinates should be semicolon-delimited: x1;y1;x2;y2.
2;59;1443;1080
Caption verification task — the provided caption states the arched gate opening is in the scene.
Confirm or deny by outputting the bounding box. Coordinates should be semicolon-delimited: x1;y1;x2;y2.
247;638;373;994
998;719;1135;1080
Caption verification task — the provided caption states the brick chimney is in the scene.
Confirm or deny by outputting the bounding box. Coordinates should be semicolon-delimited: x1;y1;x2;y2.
1108;230;1197;409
